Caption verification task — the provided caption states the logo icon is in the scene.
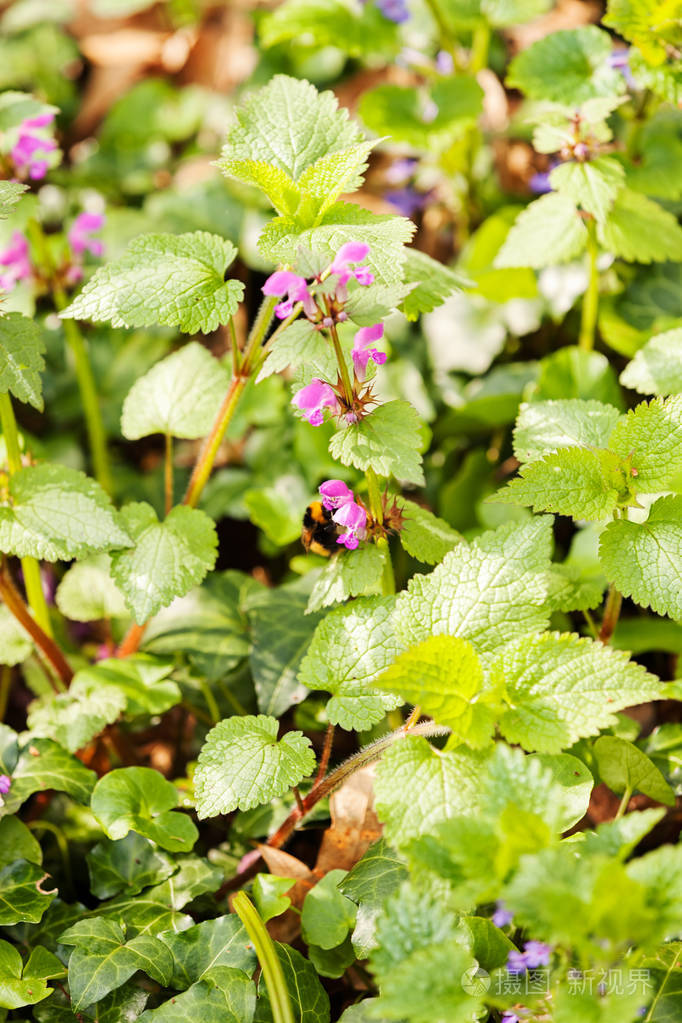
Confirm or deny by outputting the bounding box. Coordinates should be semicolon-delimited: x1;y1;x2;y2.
461;966;491;995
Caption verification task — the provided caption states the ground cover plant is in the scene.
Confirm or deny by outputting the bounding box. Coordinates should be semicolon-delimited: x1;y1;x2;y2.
1;0;682;1020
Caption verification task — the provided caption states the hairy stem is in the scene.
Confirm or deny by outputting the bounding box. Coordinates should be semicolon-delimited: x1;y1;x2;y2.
578;218;599;353
315;723;335;785
365;468;384;525
328;320;354;406
598;583;623;644
232;893;295;1023
0;562;71;689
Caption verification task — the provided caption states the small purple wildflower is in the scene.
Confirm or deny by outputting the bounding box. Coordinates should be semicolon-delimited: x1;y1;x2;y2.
292;378;339;426
529;171;553;195
506;950;528;975
352;323;386;379
492;901;514;928
385;156;419;186
385;187;430;218
436;50;454;74
0;232;31;292
69;211;105;258
263;270;317;320
0;775;11;795
376;0;410;23
501;1013;521;1023
11;112;57;180
607;48;636;89
506;941;552;973
319;480;354;511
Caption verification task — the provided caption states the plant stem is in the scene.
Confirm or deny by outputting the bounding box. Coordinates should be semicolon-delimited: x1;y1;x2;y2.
0;664;11;720
578;218;599;353
423;0;458;62
469;17;491;72
599;583;623;644
228;315;240;376
365;468;384;525
315;723;335;785
232;892;295;1023
115;622;147;658
164;432;173;515
615;784;633;820
0;561;71;689
328;320;354;406
0;392;54;637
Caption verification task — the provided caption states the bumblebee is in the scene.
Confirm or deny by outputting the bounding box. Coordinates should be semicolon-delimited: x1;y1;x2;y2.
301;501;338;556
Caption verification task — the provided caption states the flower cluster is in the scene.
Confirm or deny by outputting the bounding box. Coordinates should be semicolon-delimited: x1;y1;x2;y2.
0;232;31;293
263;241;375;321
66;211;106;284
506;941;552;974
0;774;10;795
10;112;58;180
319;479;367;550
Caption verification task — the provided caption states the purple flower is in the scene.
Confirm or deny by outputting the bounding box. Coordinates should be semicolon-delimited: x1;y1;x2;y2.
529;171;552;195
319;479;354;510
501;1013;521;1023
0;232;31;292
68;211;105;258
376;0;410;23
292;378;339;426
385;187;430;218
11;113;57;180
329;242;374;296
506;950;528;974
523;941;551;968
384;157;419;186
263;270;317;320
436;50;454;74
0;775;11;795
607;48;636;88
352;323;386;379
332;497;367;550
492;901;513;928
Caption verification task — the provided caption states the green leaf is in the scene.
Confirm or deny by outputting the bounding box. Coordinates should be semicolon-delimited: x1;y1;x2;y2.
91;767;198;852
0;815;42;869
68;656;180;718
483;0;552;25
121;342;231;440
339;839;408;908
308;936;356;980
0;859;55;925
506;26;625;104
394;517;552;654
594;735;675;806
0;938;58;1010
255;943;330;1023
549;156;625;223
374;736;487;847
158;915;256;989
599;496;682;620
329;400;424;486
359;77;483;151
61;233;244;334
139;967;256;1023
1;738;96;815
87;832;176;900
513;399;622;463
306;545;386;615
0;464;131;562
369;938;480;1023
55;554;128;621
27;676;126;753
109;503;218;624
257;321;336;384
603;0;682;65
376;635;498;748
398;250;467;321
301;870;357;950
0;180;28;217
597;189;682;263
609;395;682;491
493;631;663;753
259;0;400;59
533;346;625;407
59;918;173;1010
194;714;315;818
0;605;32;666
299;597;403;731
0;312;46;410
248;588;322;717
620;328;682;396
495;448;628;521
252;875;295;924
494;193;588;269
397;500;461;565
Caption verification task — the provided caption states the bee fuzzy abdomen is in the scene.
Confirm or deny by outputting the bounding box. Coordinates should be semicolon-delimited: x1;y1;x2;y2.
302;501;338;556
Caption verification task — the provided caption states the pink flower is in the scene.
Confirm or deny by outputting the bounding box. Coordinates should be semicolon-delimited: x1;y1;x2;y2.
328;241;374;299
319;479;354;510
263;270;317;320
68;211;105;258
292;378;339;426
11;113;57;180
352;323;386;379
0;232;31;292
0;775;10;795
332;498;367;550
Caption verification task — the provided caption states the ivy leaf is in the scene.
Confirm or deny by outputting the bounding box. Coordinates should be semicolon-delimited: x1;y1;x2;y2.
252;875;295;924
397;500;461;565
86;833;176;900
338;839;408;908
506;26;625;104
0;816;41;869
158;916;256;989
0;464;132;562
609;395;682;491
55;554;128;622
59;918;173;1010
513;399;622;463
0;312;46;411
109;503;218;624
248;588;322;717
549;157;625;223
599;496;682;620
329;400;425;486
91;767;198;852
597;189;682;263
394;517;552;654
0;860;56;925
0;938;60;1010
194;714;315;818
121;342;230;440
138;967;256;1023
375;636;498;748
61;233;244;334
594;736;675;806
620;328;682;396
493;632;663;753
306;545;387;615
1;737;96;815
494;193;587;269
257;321;335;384
27;677;126;754
255;943;330;1023
299;597;403;732
301;870;357;950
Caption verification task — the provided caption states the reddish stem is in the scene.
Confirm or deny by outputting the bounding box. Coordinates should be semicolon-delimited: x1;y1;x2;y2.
0;566;73;688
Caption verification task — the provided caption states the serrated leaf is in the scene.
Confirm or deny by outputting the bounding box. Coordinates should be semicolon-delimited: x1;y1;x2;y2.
248;589;321;717
306;545;386;615
549;157;625;223
61;233;244;334
329;400;424;485
513;399;622;463
301;869;357;950
394;517;552;654
399;249;467;321
493;632;663;753
375;635;497;748
297;140;377;220
0;605;32;666
0;859;55;925
0;464;131;562
299;597;403;732
194;714;315;818
506;26;625;104
609;395;682;491
620;328;682;396
87;833;176;900
1;738;96;815
121;342;231;440
109;503;218;624
27;677;126;753
397;499;461;565
59;918;173;1010
0;312;46;410
495;447;628;521
71;656;180;718
91;767;198;852
494;193;588;269
594;736;675;806
257;321;335;383
158;916;255;989
599;496;682;620
55;554;128;621
546;563;606;613
597;189;682;263
603;0;682;65
0;180;28;217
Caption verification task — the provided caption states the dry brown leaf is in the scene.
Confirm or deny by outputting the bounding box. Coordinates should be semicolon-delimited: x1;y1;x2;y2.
505;0;601;53
314;764;382;877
